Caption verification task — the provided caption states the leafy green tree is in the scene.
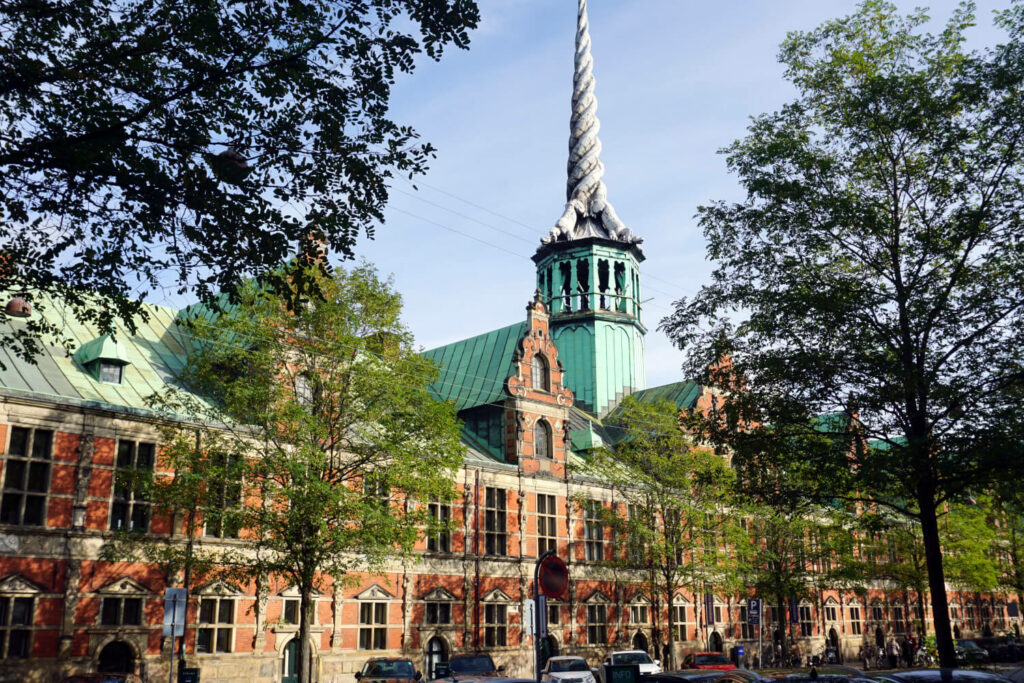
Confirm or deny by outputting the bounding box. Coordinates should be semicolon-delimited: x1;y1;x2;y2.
141;262;463;683
580;398;746;666
0;0;479;366
661;1;1024;666
992;486;1024;604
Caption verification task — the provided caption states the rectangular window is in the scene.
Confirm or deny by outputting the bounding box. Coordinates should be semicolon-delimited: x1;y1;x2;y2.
872;605;884;622
359;602;387;650
484;604;507;647
672;605;687;641
587;604;607;644
547;602;560;625
0;596;33;659
799;605;813;637
714;605;723;624
101;597;142;626
537;494;557;556
99;362;123;384
283;599;299;625
1;427;52;526
484;487;507;556
584;500;604;562
197;598;234;653
849;607;862;635
894;606;905;632
426;602;451;625
110;440;154;532
427;502;451;553
825;605;837;622
204;454;242;538
630;604;648;624
739;606;753;639
627;504;645;564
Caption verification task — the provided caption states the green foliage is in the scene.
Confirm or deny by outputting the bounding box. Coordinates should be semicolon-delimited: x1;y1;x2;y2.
579;398;745;665
0;0;479;367
107;262;463;683
661;0;1024;666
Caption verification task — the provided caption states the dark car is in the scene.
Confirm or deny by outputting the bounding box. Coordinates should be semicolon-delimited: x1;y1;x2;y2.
681;653;737;671
767;667;874;683
433;654;507;682
357;658;423;683
641;671;725;683
970;637;1022;662
872;669;1012;683
954;640;990;665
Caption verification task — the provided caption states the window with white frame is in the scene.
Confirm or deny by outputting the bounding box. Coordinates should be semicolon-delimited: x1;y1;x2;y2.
871;602;884;622
584;500;604;562
111;440;154;531
426;599;451;625
484;487;507;556
282;598;300;625
101;595;142;626
799;605;813;637
359;602;388;650
531;355;550;392
587;603;607;644
537;494;557;556
739;605;753;639
630;600;649;625
547;600;560;626
0;594;33;659
535;420;552;459
849;605;862;635
197;596;234;653
672;602;689;640
484;603;507;647
893;603;905;633
427;502;451;553
824;604;837;622
1;427;53;526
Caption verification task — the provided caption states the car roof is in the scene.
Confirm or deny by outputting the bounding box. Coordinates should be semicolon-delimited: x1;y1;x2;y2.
549;656;586;661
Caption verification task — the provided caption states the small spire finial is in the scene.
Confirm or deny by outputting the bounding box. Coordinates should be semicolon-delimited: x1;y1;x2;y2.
542;0;641;248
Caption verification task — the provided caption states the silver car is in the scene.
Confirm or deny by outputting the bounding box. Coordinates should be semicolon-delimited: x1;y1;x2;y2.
543;656;597;683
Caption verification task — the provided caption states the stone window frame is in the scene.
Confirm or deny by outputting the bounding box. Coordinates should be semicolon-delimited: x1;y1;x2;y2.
671;595;691;641
531;354;550;392
534;419;552;460
798;601;814;637
585;591;610;645
421;587;457;627
275;586;319;631
95;577;150;628
110;439;156;532
738;603;754;640
481;589;511;648
848;600;863;635
891;599;906;633
536;493;558;556
583;499;605;562
0;426;54;527
426;501;452;554
356;584;394;651
483;487;507;557
823;597;839;624
194;581;241;654
0;575;41;660
629;594;651;626
870;599;885;623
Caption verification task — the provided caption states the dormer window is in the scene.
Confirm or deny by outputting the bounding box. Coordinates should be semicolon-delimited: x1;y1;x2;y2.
99;362;123;384
73;334;129;384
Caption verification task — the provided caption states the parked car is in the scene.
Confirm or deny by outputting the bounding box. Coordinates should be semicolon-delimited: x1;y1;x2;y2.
954;640;990;665
433;654;507;682
544;656;598;683
641;671;726;683
61;676;144;683
681;653;737;672
871;669;1013;683
604;650;664;675
357;658;423;683
766;667;874;683
970;637;1022;662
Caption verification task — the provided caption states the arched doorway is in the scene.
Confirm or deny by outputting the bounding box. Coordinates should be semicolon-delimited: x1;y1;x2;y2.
710;631;723;652
829;628;841;663
425;637;448;680
874;626;884;648
97;641;134;674
954;624;962;639
282;638;299;683
539;635;558;670
632;631;649;653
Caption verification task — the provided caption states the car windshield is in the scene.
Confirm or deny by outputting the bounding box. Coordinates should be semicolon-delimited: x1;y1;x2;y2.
550;660;589;673
695;655;731;665
958;641;981;650
612;653;653;665
450;656;496;674
365;661;415;677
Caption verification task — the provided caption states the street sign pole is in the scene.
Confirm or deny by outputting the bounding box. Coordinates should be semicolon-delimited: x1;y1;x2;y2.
163;588;187;683
534;549;555;683
535;550;568;683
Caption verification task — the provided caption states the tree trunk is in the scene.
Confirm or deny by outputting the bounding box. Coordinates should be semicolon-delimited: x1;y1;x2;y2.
666;591;676;670
777;597;788;661
299;584;314;683
919;489;956;668
916;588;928;637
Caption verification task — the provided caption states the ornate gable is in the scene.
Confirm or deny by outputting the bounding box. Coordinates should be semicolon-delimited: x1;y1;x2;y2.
422;587;457;602
481;588;513;603
196;580;243;596
584;590;610;604
0;574;43;594
355;584;394;601
97;577;151;595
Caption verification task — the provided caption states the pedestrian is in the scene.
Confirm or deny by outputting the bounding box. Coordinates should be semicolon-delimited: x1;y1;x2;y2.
887;637;900;669
859;643;869;671
902;636;913;668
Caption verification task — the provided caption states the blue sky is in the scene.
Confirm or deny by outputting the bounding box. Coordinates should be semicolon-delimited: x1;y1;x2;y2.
352;0;1009;388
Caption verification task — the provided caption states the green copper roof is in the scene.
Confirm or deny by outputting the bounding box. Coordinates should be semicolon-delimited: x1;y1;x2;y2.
422;322;525;412
73;333;129;366
627;380;702;410
0;296;192;416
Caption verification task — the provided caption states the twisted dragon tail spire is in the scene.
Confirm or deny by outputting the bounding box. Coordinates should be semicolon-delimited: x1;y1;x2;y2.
543;0;641;247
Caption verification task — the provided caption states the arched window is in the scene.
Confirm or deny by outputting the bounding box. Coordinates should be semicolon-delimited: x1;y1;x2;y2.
531;354;549;392
535;420;552;459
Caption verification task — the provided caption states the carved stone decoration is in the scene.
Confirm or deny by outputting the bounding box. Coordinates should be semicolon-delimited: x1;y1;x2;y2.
254;576;268;654
542;0;642;247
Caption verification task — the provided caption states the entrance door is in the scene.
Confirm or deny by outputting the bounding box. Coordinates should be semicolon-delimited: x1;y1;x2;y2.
874;627;884;648
282;638;298;683
97;641;134;674
425;637;448;680
710;631;723;652
632;631;649;653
